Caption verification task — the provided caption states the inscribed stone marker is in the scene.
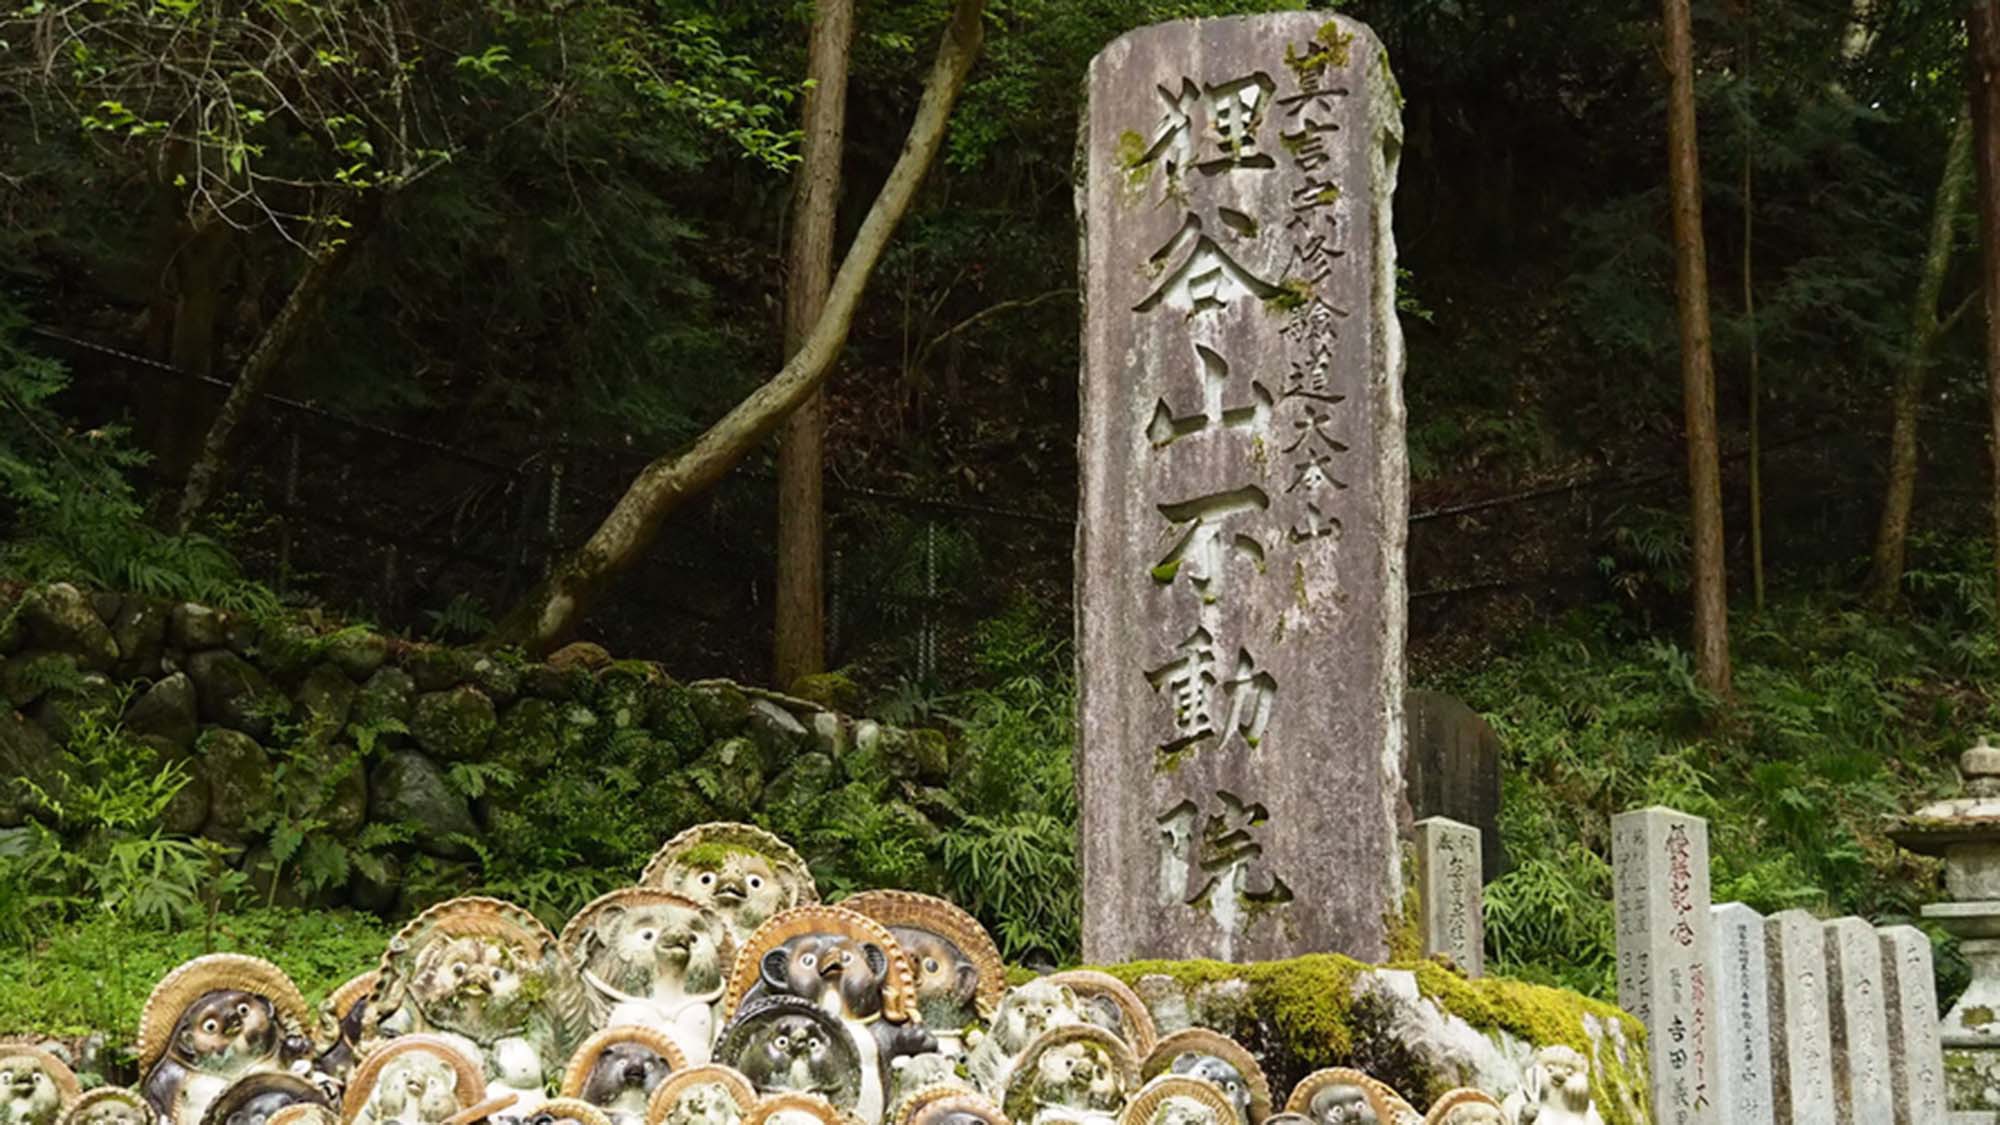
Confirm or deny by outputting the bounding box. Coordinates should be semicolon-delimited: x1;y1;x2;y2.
1825;916;1895;1123
1414;816;1483;976
1710;903;1773;1125
1765;909;1837;1125
1878;924;1947;1125
1404;690;1505;881
1610;806;1720;1125
1075;12;1407;963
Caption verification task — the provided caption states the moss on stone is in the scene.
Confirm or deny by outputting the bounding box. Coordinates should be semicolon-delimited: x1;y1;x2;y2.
676;840;765;870
1284;21;1355;80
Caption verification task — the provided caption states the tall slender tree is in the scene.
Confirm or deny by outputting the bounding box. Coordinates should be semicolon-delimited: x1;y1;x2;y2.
775;0;857;689
1973;0;2000;621
1663;0;1733;696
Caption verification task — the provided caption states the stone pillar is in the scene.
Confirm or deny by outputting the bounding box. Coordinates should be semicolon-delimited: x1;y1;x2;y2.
1611;806;1720;1125
1766;909;1837;1125
1710;903;1773;1125
1414;816;1483;976
1878;924;1947;1125
1075;12;1406;963
1825;916;1894;1123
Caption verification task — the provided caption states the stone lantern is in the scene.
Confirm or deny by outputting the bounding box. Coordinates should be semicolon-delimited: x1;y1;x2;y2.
1891;735;2000;1117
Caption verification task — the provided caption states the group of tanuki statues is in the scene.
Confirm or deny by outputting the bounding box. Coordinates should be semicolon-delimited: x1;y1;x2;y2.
0;823;1601;1125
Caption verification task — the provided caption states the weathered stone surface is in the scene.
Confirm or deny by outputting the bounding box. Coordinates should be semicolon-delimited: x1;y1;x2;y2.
200;728;274;843
368;750;477;858
348;850;402;913
296;662;357;733
89;591;123;625
493;696;562;770
1710;902;1774;1125
468;654;520;705
689;679;752;737
325;629;391;680
170;602;228;650
0;650;77;708
0;710;59;826
404;645;476;692
125;673;198;751
24;583;117;670
109;598;167;676
1404;690;1505;881
522;661;592;702
746;697;810;757
688;736;767;816
1825;916;1894;1123
28;671;117;743
143;736;209;835
765;752;838;816
1766;908;1838;1125
188;649;284;738
1611;806;1720;1125
411;685;496;760
1076;12;1405;963
353;666;416;735
547;641;611;672
1878;924;1947;1125
1414;816;1483;976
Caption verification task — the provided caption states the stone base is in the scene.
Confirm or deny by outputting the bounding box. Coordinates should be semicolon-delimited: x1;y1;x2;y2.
1951;1046;2000;1114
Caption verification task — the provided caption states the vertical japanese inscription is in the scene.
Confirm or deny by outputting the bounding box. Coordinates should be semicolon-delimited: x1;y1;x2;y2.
1612;807;1721;1125
1077;14;1405;964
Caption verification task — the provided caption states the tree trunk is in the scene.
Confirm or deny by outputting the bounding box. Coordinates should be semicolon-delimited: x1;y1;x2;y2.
175;207;372;531
151;220;233;485
1868;110;1974;608
1972;1;2000;623
1743;0;1764;615
774;0;856;690
488;0;987;653
1663;0;1733;698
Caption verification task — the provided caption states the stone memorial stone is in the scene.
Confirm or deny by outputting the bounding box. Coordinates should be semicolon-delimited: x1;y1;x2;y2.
1709;903;1772;1125
1075;11;1407;964
1414;817;1482;976
1877;924;1947;1125
1404;690;1504;881
1610;806;1719;1125
1825;917;1895;1124
1764;909;1837;1125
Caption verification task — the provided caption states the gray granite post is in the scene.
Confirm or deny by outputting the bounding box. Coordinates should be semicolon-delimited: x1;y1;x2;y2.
1414;816;1483;976
1878;924;1947;1125
1825;916;1895;1123
1710;903;1773;1125
1611;806;1720;1125
1075;13;1407;963
1766;909;1838;1125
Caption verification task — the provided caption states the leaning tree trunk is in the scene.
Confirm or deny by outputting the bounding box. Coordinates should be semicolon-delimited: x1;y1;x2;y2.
488;0;987;653
1868;111;1974;609
1663;0;1733;698
774;0;856;689
1973;1;2000;623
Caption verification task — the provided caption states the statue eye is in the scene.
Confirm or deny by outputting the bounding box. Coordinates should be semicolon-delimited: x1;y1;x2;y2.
775;1037;789;1051
747;875;764;890
453;964;466;977
840;950;853;964
492;968;504;981
202;1019;219;1034
236;1003;251;1018
923;958;940;973
698;873;716;887
800;953;817;968
640;930;657;943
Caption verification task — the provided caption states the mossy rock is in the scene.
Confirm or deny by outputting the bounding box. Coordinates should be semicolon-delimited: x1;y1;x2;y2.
143;735;209;835
23;583;117;671
110;598;168;677
1;650;82;708
688;680;752;738
410;685;497;761
650;680;705;750
28;671;120;745
368;750;478;859
493;696;564;771
0;709;61;826
789;672;864;713
125;672;198;752
468;653;522;704
254;620;326;683
296;662;357;735
198;727;274;843
353;666;416;737
325;629;392;680
187;649;286;738
403;645;478;692
685;736;767;817
763;752;837;816
522;661;594;702
595;663;671;731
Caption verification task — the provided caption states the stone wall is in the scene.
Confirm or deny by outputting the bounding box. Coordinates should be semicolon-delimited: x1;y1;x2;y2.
0;583;954;913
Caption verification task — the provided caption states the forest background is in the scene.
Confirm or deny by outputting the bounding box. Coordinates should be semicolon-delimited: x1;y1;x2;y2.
1;0;1995;1036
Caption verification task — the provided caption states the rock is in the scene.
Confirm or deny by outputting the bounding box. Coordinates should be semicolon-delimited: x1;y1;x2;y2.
349;850;402;913
24;584;117;670
353;666;416;737
188;649;285;738
0;607;23;655
689;680;753;738
690;737;766;816
110;599;168;677
170;603;229;650
411;686;497;760
469;654;520;705
242;843;312;909
1;650;80;708
369;751;478;859
596;664;666;731
125;672;199;752
651;681;705;749
0;711;60;825
811;712;848;759
200;728;274;843
548;641;612;672
493;697;562;771
297;662;357;734
326;629;391;680
521;661;592;701
908;729;951;783
144;736;210;835
88;591;123;624
404;645;477;692
843;720;889;784
789;672;863;713
28;671;119;744
298;741;370;834
763;752;837;815
747;698;810;759
256;621;324;682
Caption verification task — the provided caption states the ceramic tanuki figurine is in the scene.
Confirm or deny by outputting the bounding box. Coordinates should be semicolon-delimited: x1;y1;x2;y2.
531;1099;616;1125
888;1087;1009;1125
196;1074;328;1125
57;1089;151;1125
963;981;1085;1099
1499;1048;1600;1125
342;1036;488;1125
1040;976;1155;1060
721;907;936;1125
713;998;864;1114
0;1045;80;1125
743;1094;853;1125
999;1026;1137;1125
646;1066;759;1125
365;896;587;1117
839;892;1005;1054
562;1027;690;1125
1138;1033;1268;1125
1117;1078;1237;1125
563;888;735;1064
640;825;819;944
1417;1092;1503;1125
136;957;316;1125
313;972;377;1083
1281;1070;1409;1125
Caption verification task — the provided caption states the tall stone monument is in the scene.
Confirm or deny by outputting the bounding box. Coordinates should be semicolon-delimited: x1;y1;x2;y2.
1611;806;1721;1125
1075;12;1407;964
1710;903;1773;1125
